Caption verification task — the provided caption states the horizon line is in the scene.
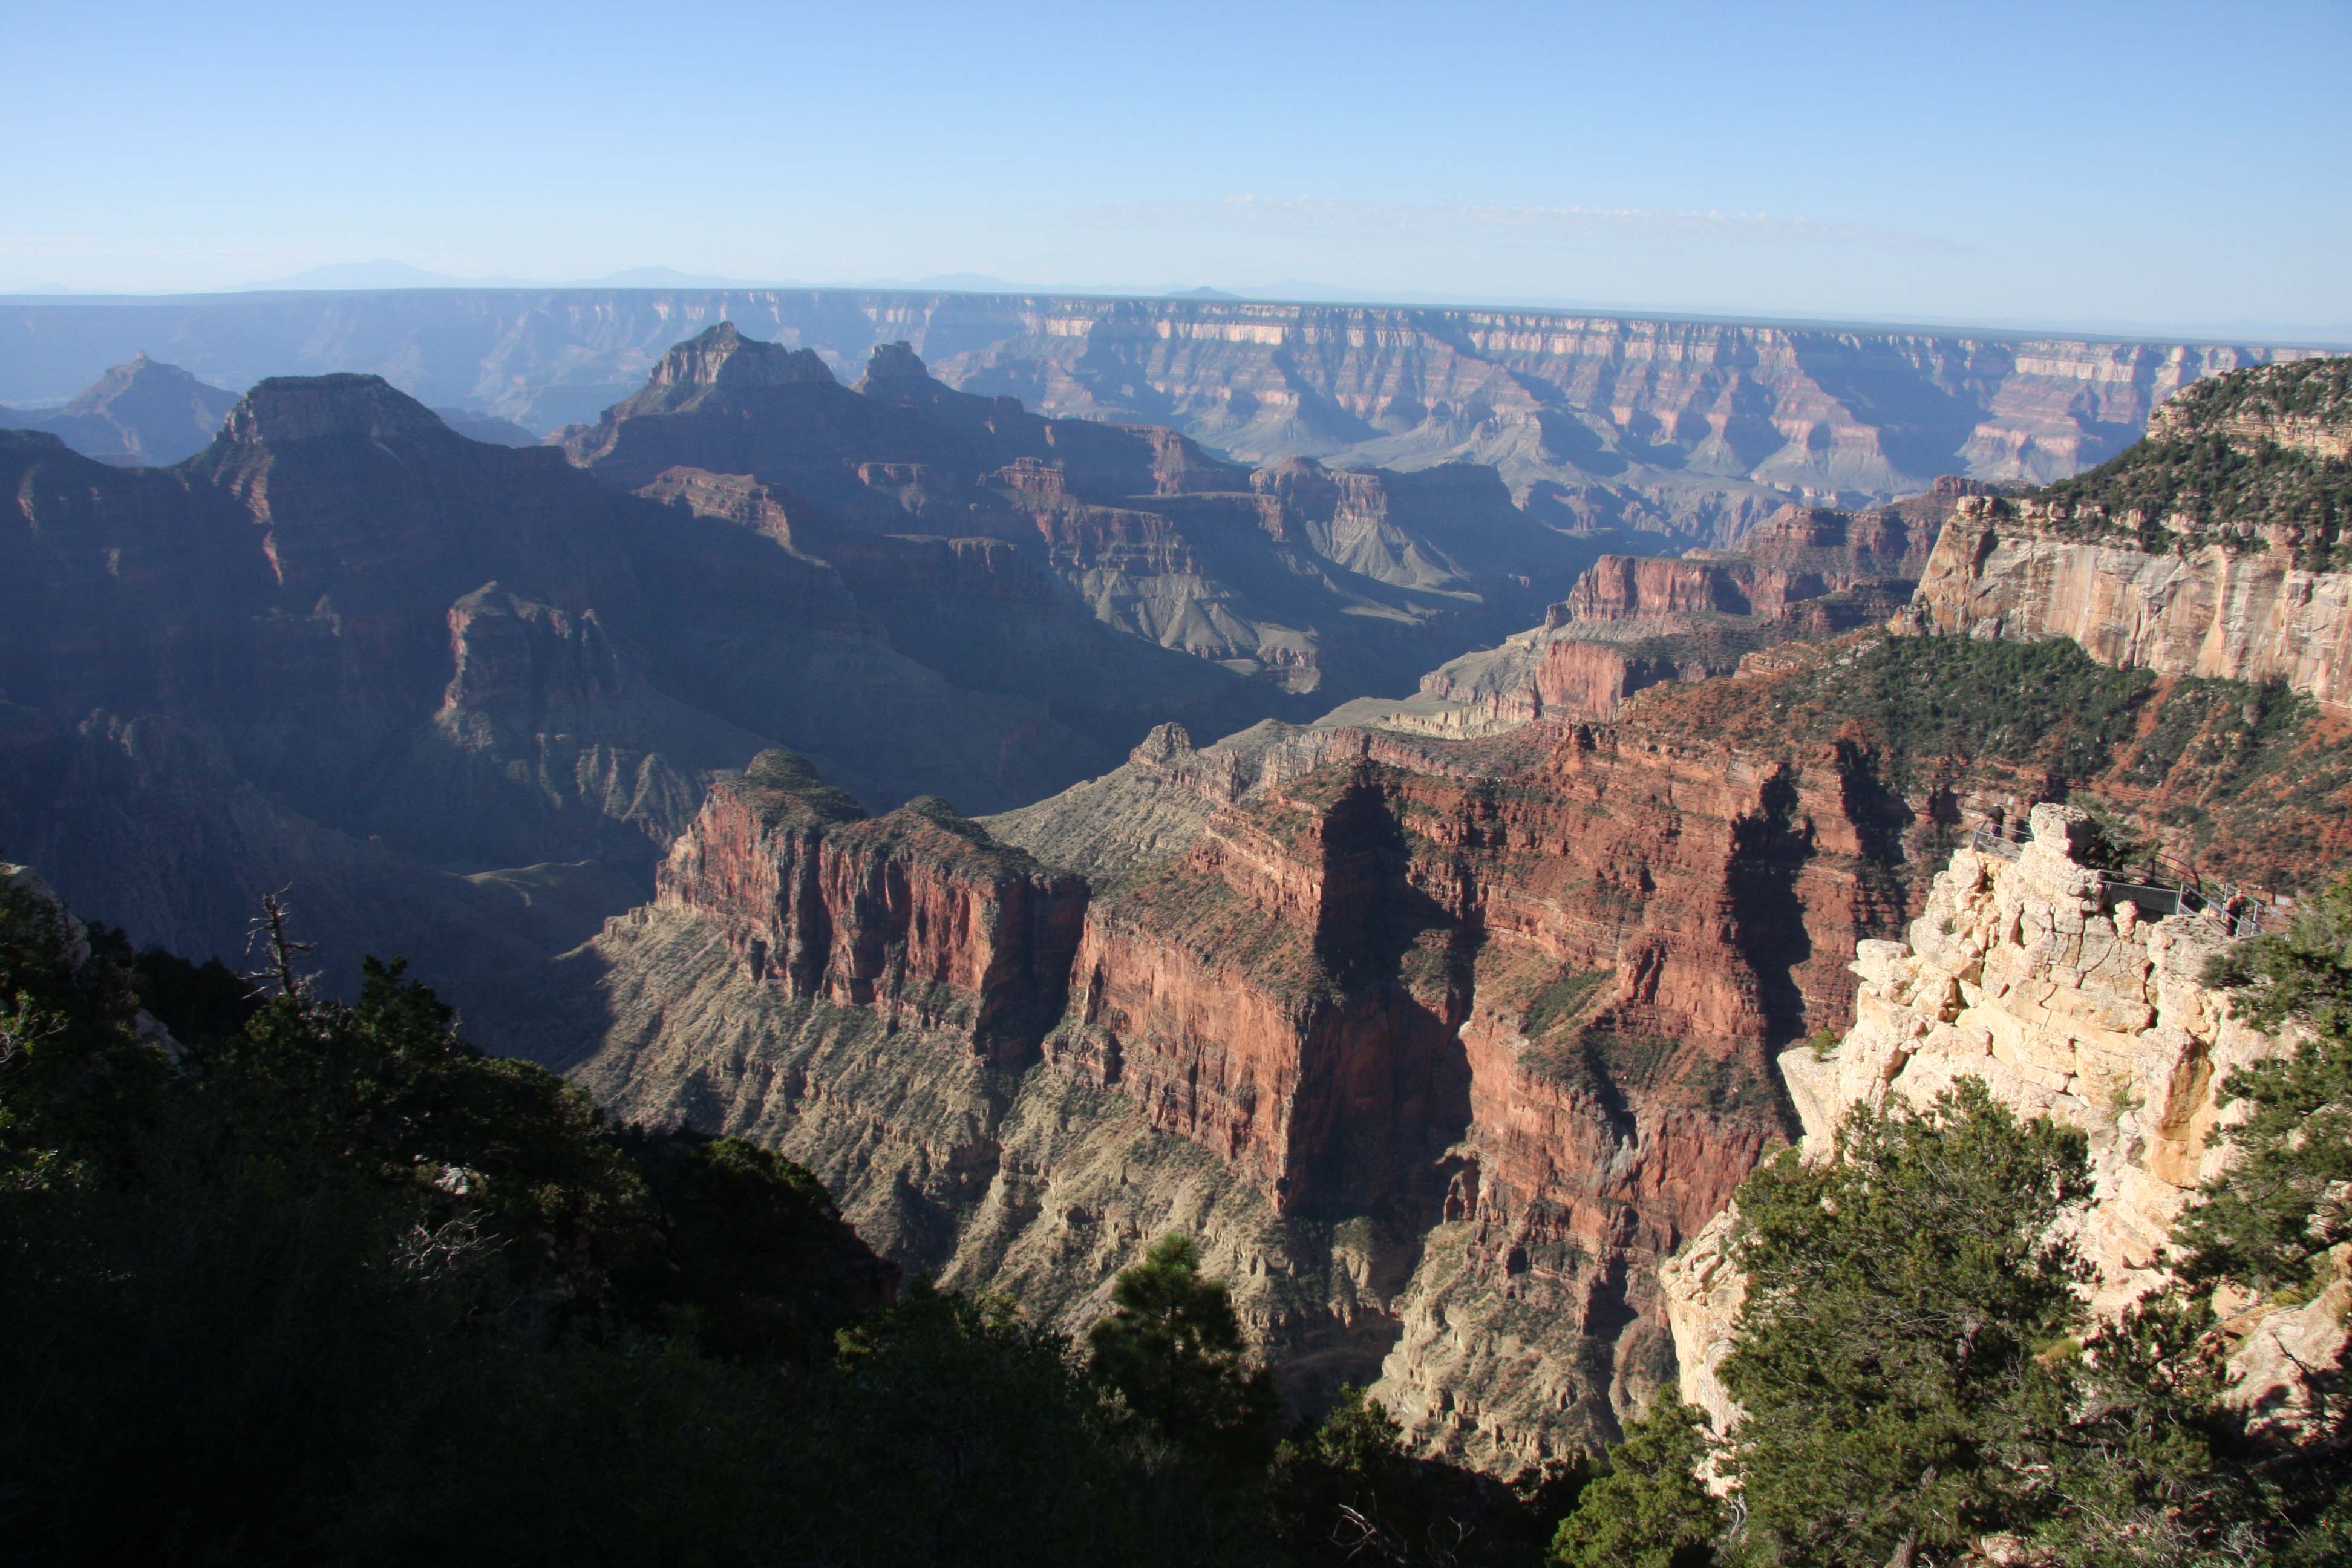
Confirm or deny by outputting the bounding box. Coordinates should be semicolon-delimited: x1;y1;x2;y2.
2;281;2347;353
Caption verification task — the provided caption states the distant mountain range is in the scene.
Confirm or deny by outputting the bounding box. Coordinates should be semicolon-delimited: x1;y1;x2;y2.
0;288;2324;540
237;260;798;292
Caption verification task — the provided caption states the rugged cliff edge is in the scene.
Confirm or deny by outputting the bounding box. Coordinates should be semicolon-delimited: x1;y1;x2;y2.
1907;356;2352;710
554;706;1924;1466
1661;803;2348;1441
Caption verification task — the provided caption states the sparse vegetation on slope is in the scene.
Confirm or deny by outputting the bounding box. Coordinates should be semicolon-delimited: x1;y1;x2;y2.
2036;436;2352;564
2024;356;2352;566
1629;633;2352;893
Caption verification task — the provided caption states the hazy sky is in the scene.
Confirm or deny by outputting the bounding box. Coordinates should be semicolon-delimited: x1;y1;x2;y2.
7;0;2347;334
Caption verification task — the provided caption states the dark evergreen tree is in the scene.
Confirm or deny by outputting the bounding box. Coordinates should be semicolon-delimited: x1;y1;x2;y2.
1720;1082;2094;1567
1544;1393;1723;1568
1088;1232;1281;1470
2184;875;2352;1295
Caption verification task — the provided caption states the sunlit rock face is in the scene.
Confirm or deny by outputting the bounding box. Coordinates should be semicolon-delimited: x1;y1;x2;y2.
1663;803;2343;1443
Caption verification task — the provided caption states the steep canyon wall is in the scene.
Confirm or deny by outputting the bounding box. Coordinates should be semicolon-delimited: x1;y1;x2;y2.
1910;498;2352;710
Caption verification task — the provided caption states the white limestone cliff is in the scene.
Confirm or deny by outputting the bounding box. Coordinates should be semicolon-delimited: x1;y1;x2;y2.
1909;498;2352;711
1662;803;2344;1440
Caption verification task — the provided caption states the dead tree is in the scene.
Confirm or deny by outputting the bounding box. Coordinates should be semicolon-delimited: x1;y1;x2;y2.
243;887;317;1003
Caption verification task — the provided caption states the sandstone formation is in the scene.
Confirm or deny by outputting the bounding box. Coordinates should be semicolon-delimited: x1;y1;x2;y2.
1661;803;2344;1439
656;751;1087;1066
1393;500;1936;733
1906;356;2352;710
558;689;1946;1466
0;324;1619;1029
1;289;2318;532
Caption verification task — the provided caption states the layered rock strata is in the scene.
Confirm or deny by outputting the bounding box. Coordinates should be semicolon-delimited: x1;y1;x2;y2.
569;705;1937;1467
1910;495;2352;710
654;751;1086;1065
3;289;2317;521
0;369;1106;1012
567;325;1603;703
1397;500;1936;733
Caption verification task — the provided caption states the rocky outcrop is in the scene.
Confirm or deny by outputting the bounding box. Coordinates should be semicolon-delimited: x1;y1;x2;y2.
0;370;1122;1000
655;751;1088;1066
593;705;1924;1466
1661;803;2343;1438
565;328;1603;704
1564;506;1935;627
4;354;239;466
1906;357;2352;708
1558;555;1754;621
1396;500;1937;734
2145;354;2352;461
1910;498;2352;710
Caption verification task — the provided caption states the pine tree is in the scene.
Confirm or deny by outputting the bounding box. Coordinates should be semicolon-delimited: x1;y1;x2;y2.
2183;875;2352;1294
1087;1232;1279;1469
1720;1082;2094;1566
1546;1393;1723;1568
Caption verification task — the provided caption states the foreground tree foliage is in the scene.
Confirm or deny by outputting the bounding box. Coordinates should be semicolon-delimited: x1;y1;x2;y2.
1544;871;2352;1568
2186;875;2352;1295
0;880;1220;1566
1088;1230;1282;1471
22;846;2347;1566
1;877;1584;1566
1725;1083;2095;1566
1545;1394;1723;1568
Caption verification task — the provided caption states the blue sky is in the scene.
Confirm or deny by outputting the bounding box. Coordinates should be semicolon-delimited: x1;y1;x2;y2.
5;0;2346;334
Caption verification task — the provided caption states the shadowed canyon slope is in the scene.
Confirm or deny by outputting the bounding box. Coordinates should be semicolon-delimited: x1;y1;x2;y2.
0;323;1610;1021
540;358;2352;1466
11;319;2351;1477
548;721;1844;1466
566;324;1604;698
0;367;1119;1000
0;353;240;466
0;288;2321;537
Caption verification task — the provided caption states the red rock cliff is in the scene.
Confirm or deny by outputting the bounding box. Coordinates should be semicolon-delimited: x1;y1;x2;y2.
656;750;1088;1065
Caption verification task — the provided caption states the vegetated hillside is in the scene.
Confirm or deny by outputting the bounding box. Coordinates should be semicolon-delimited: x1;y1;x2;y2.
2157;350;2352;426
0;862;1579;1567
1628;631;2352;895
2027;354;2352;566
0;287;2318;539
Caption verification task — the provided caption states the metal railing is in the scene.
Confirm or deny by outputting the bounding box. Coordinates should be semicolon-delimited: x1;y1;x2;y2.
1966;820;2269;940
